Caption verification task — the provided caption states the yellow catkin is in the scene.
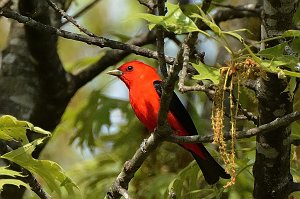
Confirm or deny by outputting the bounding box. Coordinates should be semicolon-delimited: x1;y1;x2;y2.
213;59;261;188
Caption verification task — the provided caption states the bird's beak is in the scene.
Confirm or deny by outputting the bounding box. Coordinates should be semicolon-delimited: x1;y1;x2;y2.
107;69;123;77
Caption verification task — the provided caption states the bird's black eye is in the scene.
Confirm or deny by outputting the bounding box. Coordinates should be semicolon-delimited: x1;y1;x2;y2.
126;65;133;71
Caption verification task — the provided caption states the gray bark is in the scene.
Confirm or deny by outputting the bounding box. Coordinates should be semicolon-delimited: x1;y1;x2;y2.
253;0;298;198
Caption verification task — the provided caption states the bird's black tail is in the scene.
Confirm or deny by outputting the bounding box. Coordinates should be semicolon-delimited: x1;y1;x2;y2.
190;144;230;185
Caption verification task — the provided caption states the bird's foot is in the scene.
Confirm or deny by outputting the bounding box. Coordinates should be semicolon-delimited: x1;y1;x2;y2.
140;139;148;153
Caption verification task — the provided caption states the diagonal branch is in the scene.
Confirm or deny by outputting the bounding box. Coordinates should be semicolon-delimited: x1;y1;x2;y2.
0;8;175;65
105;130;164;199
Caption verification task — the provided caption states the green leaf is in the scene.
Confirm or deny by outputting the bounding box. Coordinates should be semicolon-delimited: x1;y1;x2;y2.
0;179;31;192
191;13;222;36
224;30;245;42
0;115;51;144
258;43;287;58
1;139;78;197
282;30;300;37
192;63;220;84
283;77;296;99
137;2;199;34
0;166;25;178
257;42;300;78
291;38;300;54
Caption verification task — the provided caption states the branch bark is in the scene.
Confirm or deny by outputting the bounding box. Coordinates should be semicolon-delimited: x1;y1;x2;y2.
166;111;300;144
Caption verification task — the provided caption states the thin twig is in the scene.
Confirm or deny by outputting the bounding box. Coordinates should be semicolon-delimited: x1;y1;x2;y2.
178;43;190;91
156;0;167;78
231;93;259;125
61;0;101;26
180;83;215;95
45;0;96;37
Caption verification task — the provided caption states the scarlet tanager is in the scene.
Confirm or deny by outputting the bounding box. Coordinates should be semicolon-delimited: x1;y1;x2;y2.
107;61;230;184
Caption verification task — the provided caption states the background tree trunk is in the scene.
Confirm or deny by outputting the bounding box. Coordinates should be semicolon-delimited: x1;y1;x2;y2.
0;0;69;198
253;0;297;198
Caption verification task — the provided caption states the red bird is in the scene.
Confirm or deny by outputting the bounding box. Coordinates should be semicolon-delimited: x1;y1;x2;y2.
107;61;230;184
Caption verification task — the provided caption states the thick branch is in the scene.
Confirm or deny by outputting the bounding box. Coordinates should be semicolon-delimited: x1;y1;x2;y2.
105;127;167;199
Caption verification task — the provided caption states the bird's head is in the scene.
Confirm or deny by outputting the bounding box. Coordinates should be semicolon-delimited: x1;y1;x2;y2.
107;61;161;88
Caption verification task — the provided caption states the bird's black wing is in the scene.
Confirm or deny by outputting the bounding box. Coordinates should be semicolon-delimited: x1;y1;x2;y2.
153;80;198;135
153;80;231;184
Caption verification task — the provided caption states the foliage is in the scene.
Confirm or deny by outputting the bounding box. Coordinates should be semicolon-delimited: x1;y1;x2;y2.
136;2;199;34
0;115;78;198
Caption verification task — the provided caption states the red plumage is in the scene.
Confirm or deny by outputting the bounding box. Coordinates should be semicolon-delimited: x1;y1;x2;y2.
107;61;230;184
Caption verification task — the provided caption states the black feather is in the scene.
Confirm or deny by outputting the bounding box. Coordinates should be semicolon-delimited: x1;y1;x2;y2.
153;80;230;184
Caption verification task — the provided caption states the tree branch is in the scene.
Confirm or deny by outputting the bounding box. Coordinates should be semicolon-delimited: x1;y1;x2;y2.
105;130;165;199
0;4;262;96
288;182;300;194
166;111;300;144
178;43;190;91
156;0;167;78
0;8;175;64
46;0;96;37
